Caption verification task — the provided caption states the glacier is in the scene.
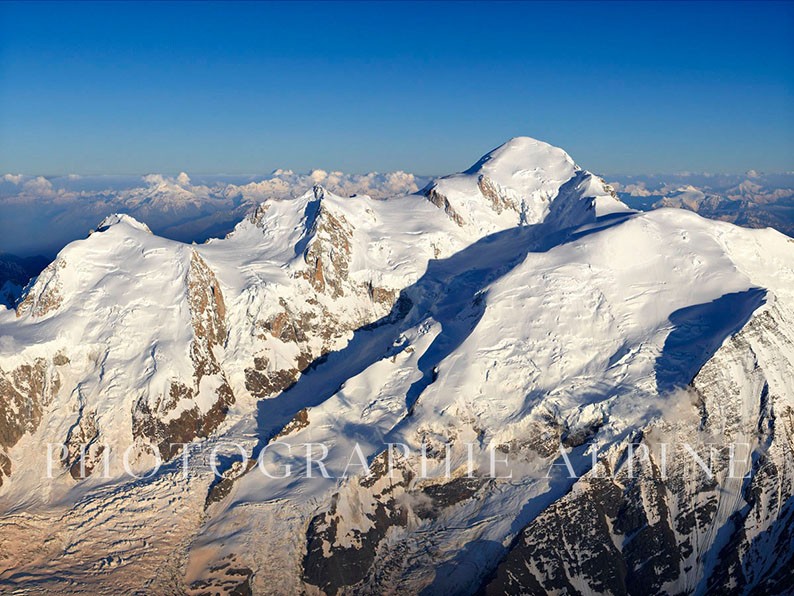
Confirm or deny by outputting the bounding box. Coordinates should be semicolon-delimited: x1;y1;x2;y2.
0;137;792;595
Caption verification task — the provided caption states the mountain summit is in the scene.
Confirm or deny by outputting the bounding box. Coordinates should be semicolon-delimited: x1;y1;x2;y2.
423;136;627;234
0;138;792;595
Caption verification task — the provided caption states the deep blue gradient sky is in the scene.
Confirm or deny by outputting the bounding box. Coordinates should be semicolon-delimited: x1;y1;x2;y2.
1;1;792;175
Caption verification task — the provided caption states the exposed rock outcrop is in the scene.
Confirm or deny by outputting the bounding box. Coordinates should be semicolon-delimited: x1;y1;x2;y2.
424;184;466;226
132;251;234;459
0;358;61;484
484;300;794;595
16;258;66;318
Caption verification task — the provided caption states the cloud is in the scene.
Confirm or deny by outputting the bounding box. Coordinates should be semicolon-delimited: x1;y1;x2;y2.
176;172;191;186
143;173;167;186
227;169;420;201
22;176;55;196
3;173;24;185
310;169;328;184
383;171;418;194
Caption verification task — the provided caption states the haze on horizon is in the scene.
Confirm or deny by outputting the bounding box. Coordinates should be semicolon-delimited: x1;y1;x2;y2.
0;1;792;176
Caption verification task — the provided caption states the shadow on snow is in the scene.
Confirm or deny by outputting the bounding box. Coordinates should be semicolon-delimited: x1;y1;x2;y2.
251;207;634;463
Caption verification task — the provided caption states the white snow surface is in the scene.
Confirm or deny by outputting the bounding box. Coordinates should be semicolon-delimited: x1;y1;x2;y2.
0;137;792;594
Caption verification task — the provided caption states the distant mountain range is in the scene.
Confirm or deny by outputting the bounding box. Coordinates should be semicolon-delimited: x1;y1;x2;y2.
611;172;794;237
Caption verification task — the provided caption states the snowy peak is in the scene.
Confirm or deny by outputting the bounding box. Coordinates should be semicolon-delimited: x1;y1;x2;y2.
425;136;628;234
463;136;578;182
1;138;794;595
294;186;356;297
311;183;328;201
3;224;236;483
298;185;335;239
96;213;152;234
15;214;155;319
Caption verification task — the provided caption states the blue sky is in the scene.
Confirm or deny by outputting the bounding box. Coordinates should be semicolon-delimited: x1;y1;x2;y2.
1;1;792;175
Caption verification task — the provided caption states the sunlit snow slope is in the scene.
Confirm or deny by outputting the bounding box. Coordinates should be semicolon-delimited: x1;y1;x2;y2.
0;137;792;595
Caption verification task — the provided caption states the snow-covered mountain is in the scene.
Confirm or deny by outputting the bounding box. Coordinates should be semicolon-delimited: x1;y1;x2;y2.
0;137;792;595
0;169;423;259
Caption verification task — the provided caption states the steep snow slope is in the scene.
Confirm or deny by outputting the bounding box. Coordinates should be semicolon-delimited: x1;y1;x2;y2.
187;210;791;595
0;213;235;499
422;136;625;235
0;137;792;595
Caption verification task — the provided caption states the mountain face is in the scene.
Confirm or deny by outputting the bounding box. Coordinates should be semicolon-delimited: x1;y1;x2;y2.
0;137;792;595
